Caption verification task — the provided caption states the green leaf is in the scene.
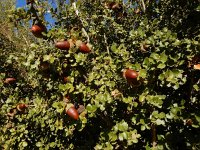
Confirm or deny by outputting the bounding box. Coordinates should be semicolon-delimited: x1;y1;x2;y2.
50;142;55;148
146;95;165;108
43;54;51;61
143;57;150;67
22;141;28;147
150;52;160;60
86;104;97;113
158;73;165;81
118;121;128;131
160;52;168;63
193;84;199;91
121;132;128;140
36;142;43;147
195;115;200;123
108;132;117;142
139;69;147;78
52;102;65;114
131;117;137;124
155;119;165;125
141;125;146;131
139;94;146;102
111;43;117;53
105;142;113;150
129;130;141;143
157;63;166;69
123;97;132;103
118;133;124;141
159;112;166;119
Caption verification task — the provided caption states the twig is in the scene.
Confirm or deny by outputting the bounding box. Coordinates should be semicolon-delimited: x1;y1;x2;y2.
72;2;90;43
82;28;90;43
104;33;110;55
140;0;146;13
22;34;29;47
151;123;157;149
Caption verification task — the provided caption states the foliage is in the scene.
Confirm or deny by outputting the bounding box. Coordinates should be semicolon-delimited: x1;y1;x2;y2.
0;0;34;50
0;0;200;149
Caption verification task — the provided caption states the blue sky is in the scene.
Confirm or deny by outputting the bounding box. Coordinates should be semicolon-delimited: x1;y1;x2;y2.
16;0;55;28
16;0;26;7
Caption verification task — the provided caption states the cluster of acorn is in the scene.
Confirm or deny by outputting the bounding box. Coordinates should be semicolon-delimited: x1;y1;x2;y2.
26;1;91;120
4;0;141;120
7;101;80;120
30;25;141;119
31;23;91;53
29;22;89;121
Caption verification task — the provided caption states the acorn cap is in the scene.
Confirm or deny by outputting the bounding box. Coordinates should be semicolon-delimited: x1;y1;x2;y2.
65;103;74;112
86;43;93;50
122;69;127;79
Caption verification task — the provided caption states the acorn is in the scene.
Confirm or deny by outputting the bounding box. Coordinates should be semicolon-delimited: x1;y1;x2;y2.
4;78;16;84
16;103;28;112
79;43;91;53
31;24;47;38
65;104;79;120
55;40;70;50
123;69;138;80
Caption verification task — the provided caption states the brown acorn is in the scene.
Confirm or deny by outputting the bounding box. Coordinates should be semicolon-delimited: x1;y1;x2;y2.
65;104;79;120
16;103;28;112
31;24;47;38
55;41;70;50
79;43;91;53
4;78;16;84
123;69;138;79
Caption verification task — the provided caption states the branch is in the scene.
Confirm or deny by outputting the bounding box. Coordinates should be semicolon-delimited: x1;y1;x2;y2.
22;34;29;47
151;123;157;149
140;0;146;13
72;2;90;43
104;33;110;55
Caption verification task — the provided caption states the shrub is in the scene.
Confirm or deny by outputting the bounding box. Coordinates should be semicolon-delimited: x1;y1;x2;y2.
1;0;200;149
